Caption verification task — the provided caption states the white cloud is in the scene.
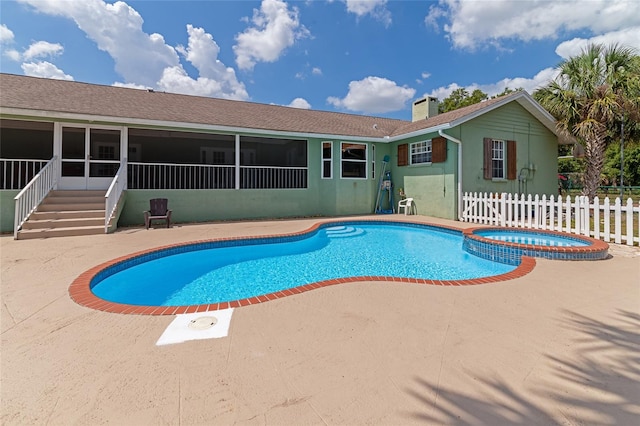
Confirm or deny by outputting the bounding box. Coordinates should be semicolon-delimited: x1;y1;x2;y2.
287;97;311;109
23;41;63;60
163;25;248;100
344;0;391;27
234;0;309;71
312;67;322;75
426;0;640;50
327;76;415;114
425;67;559;101
18;0;249;100
555;26;640;59
4;49;21;61
0;24;15;44
424;4;446;32
19;0;179;87
21;61;73;80
416;72;431;85
0;24;20;61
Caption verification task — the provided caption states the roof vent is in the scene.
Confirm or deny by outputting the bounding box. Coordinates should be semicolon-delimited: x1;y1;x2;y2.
147;88;155;93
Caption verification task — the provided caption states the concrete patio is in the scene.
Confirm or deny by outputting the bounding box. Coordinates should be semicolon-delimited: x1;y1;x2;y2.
1;216;639;425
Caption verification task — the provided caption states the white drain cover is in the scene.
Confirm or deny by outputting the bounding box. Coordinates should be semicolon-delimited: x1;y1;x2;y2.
188;316;218;330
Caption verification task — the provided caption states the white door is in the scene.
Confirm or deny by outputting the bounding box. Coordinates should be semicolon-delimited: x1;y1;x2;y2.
60;126;122;190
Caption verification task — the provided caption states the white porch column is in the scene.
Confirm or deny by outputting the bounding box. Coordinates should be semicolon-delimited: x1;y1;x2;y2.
235;134;240;190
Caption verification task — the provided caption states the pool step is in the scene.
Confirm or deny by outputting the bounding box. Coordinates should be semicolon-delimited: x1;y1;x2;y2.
324;226;365;238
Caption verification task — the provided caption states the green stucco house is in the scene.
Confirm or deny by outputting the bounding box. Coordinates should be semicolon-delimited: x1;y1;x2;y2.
0;73;559;238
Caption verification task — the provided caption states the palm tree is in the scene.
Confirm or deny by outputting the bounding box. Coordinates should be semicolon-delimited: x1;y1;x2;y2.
535;43;640;199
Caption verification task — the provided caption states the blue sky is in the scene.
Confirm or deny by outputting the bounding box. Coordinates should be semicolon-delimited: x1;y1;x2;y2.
1;0;639;120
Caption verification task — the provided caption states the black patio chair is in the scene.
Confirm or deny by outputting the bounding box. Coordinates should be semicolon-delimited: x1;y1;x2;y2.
144;198;172;229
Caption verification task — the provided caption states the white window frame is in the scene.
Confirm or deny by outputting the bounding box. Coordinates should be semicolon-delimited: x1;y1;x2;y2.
340;142;368;179
321;141;333;179
410;140;432;165
491;139;506;179
371;144;376;179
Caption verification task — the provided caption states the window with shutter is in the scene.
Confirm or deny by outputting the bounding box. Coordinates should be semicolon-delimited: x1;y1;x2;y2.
410;140;432;164
483;138;517;180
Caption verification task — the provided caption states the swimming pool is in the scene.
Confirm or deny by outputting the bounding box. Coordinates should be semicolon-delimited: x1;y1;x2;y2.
70;221;535;315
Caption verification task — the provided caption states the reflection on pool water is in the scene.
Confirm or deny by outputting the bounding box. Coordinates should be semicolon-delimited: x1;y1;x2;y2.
474;230;590;247
91;222;516;306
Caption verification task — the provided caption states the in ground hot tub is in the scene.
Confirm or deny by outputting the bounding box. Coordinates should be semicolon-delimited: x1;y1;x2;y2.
463;227;609;264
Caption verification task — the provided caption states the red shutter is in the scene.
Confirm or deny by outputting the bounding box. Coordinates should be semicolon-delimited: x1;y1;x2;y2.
507;140;517;180
483;138;492;179
398;143;408;166
431;137;447;163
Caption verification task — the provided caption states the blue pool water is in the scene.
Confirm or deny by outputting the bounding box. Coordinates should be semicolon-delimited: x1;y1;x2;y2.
475;230;589;247
92;222;516;306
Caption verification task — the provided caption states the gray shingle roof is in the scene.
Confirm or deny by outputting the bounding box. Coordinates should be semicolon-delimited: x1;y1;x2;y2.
0;73;553;139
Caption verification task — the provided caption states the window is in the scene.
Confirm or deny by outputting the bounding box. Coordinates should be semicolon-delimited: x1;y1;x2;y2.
483;138;516;180
492;139;505;179
398;137;446;166
371;144;376;179
341;142;367;178
322;141;332;179
410;140;432;164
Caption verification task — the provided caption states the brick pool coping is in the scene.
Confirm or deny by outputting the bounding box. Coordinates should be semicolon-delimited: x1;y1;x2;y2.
69;219;537;316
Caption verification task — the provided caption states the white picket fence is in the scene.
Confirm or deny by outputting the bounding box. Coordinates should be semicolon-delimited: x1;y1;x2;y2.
462;192;640;246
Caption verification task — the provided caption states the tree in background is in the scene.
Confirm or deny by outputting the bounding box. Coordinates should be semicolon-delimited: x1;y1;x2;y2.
439;87;524;113
492;87;524;98
439;88;488;113
534;43;640;199
602;141;640;187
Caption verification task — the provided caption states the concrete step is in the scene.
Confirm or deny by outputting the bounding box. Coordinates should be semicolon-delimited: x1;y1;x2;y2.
22;217;104;230
30;210;105;220
42;196;105;204
17;226;104;240
50;190;105;197
17;190;111;239
37;203;105;212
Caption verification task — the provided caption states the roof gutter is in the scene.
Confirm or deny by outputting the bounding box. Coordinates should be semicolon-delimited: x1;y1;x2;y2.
438;129;463;221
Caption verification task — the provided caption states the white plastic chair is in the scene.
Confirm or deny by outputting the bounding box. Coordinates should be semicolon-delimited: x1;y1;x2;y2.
398;198;414;215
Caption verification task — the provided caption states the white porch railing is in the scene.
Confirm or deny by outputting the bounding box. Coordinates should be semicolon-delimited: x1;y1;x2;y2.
240;166;307;189
462;192;640;246
128;162;235;189
1;158;50;190
105;161;127;233
13;156;60;239
127;162;308;190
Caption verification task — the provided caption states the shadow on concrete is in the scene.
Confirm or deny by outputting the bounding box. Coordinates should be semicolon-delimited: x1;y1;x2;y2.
405;309;639;424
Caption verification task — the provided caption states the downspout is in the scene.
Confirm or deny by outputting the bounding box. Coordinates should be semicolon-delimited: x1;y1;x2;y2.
438;129;463;221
